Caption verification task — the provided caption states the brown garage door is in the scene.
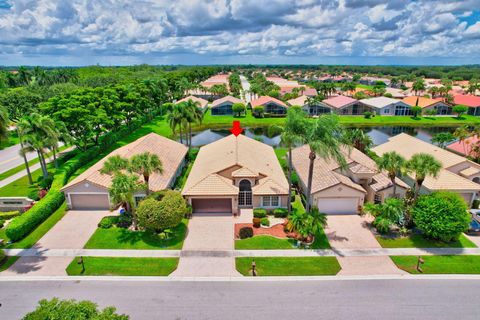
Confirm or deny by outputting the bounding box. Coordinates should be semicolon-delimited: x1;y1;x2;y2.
192;199;232;214
70;194;110;210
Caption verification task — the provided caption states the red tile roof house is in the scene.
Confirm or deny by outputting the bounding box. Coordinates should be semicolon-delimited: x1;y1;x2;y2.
402;96;452;115
176;95;209;111
210;96;244;116
322;95;373;115
61;133;188;210
447;135;480;158
279;86;318;97
454;94;480;116
249;96;289;116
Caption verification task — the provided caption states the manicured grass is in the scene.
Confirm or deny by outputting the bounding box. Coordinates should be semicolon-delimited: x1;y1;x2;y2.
376;233;476;248
0;256;19;272
274;148;288;168
236;257;341;276
0;167;43;197
235;235;296;250
391;255;480;274
199;109;285;129
356;84;374;90
0;202;68;249
66;257;179;276
84;219;188;250
0;130;19;150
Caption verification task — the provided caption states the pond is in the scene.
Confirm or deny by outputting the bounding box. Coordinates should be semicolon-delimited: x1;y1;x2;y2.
187;126;456;148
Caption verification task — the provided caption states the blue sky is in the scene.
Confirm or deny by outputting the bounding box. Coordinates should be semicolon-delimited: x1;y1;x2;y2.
0;0;480;66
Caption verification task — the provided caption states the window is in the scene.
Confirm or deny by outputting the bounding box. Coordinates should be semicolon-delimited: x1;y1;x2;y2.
374;193;382;204
134;195;146;205
384;108;390;114
262;196;280;207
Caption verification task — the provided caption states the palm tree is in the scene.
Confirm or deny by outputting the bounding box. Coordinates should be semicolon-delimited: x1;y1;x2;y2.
100;155;129;175
109;173;142;230
167;103;185;144
130;152;163;195
406;153;442;201
412;78;426;96
303;115;347;212
182;99;203;148
376;151;406;198
281;107;306;214
453;126;470;156
343;129;372;153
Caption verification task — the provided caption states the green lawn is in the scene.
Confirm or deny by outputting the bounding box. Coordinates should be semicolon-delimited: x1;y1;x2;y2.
66;257;179;276
391;255;480;274
0;256;19;272
84;219;188;250
236;257;341;276
274;148;288;168
376;233;476;248
0;202;68;249
0;167;43;197
0;130;19;150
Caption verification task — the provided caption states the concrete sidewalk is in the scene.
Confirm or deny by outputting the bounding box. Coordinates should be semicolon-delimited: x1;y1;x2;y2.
6;247;480;258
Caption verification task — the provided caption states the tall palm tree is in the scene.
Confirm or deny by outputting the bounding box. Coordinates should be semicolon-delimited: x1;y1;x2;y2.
406;153;442;201
109;173;142;230
182;99;203;148
453;126;470;156
343;129;372;153
303;115;347;212
281;107;306;214
167;103;185;144
412;78;426;96
130;152;163;195
376;151;406;198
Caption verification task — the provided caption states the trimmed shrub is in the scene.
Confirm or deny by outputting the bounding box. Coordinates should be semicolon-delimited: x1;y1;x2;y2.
260;217;270;227
239;227;254;239
0;219;4;228
137;191;186;231
273;208;288;218
364;111;372;119
28;189;40;201
252;217;261;228
116;214;132;228
413;191;471;242
37;174;54;190
253;208;267;218
0;211;20;220
6;190;65;242
98;216;119;229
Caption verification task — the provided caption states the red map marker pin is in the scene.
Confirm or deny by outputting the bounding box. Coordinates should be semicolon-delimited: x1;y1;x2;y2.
230;120;243;137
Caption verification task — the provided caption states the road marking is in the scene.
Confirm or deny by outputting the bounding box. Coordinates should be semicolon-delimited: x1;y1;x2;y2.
0;156;19;166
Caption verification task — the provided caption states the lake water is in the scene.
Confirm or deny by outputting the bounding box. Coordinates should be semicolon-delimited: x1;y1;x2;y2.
188;126;455;148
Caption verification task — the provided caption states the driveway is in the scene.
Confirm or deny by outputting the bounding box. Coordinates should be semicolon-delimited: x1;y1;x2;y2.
172;210;252;277
325;215;405;275
1;210;111;276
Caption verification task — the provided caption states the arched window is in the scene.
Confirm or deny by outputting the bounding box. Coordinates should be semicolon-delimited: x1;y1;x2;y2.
473;177;480;184
239;179;252;191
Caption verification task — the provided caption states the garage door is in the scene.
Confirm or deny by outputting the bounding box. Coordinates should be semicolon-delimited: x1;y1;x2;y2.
70;194;110;210
192;199;232;214
317;198;358;215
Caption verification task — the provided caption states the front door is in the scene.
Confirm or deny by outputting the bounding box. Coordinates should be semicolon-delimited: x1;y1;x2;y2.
238;179;252;207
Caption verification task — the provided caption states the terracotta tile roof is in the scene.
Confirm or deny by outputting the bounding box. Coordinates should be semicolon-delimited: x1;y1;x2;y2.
250;96;288;108
232;167;258;178
287;95;308;106
402;96;443;108
370;173;409;192
177;95;209;109
446;135;480;156
460;167;480;177
182;134;289;196
211;95;244;108
453;94;480;107
62;133;188;192
323;95;358;109
372;133;480;192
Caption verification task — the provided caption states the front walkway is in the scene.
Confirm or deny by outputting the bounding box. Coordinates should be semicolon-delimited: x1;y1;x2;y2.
172;209;252;277
325;215;405;275
1;210;111;276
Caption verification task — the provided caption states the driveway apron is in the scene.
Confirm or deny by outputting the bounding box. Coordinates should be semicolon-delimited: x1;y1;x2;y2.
325;215;405;275
1;210;112;276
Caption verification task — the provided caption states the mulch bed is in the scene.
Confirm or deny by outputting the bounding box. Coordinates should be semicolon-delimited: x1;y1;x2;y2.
234;220;298;239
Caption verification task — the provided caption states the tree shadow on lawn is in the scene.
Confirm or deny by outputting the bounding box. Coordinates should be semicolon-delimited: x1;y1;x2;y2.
115;222;187;249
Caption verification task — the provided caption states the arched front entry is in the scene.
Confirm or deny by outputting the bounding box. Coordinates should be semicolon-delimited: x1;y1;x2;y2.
239;179;252;207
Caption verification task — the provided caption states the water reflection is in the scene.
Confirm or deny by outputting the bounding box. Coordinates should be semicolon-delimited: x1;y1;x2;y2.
187;126;456;147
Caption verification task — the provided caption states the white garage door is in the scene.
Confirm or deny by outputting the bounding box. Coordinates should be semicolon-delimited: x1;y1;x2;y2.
70;194;110;210
317;198;358;215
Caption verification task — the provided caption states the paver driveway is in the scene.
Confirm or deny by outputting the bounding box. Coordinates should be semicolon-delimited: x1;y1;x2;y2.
1;210;112;276
173;210;252;277
325;215;405;275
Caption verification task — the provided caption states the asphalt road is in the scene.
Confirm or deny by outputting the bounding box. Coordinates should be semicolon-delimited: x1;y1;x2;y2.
0;279;477;319
239;75;253;102
0;143;37;174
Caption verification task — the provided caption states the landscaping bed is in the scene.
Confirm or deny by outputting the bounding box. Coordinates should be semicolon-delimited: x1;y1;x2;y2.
391;255;480;274
66;257;179;276
236;257;341;276
376;233;477;248
84;219;188;250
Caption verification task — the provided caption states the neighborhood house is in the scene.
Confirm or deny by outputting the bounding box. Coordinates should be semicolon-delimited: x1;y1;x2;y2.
372;133;480;206
176;95;209;111
249;96;289;115
292;145;408;214
210;95;244;115
61;133;188;210
322;96;373;115
182;134;289;215
287;95;332;116
360;96;412;116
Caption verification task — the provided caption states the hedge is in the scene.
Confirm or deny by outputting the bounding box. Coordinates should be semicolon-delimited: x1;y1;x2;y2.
5;118;149;242
253;208;267;218
0;211;20;220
